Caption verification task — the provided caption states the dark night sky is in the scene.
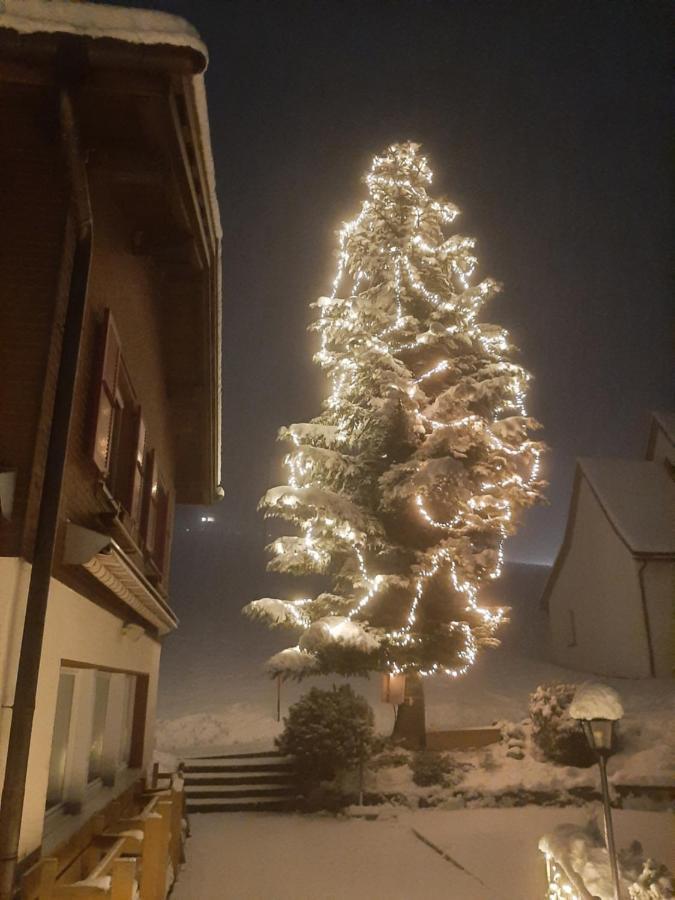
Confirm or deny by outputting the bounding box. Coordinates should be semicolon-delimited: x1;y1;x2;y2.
102;1;672;681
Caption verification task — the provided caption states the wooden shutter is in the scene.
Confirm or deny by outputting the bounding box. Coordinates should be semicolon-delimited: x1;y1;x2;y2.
160;487;175;582
128;413;146;527
142;451;159;554
92;310;121;474
153;484;173;577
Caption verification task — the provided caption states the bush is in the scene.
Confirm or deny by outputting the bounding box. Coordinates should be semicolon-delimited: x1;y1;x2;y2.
276;685;374;786
301;784;351;813
410;751;456;787
529;683;595;767
370;749;410;770
479;749;498;772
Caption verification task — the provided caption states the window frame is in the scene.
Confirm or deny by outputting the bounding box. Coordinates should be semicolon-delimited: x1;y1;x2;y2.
91;309;173;578
44;664;145;822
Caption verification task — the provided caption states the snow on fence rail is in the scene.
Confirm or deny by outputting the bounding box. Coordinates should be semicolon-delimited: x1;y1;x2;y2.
539;821;674;900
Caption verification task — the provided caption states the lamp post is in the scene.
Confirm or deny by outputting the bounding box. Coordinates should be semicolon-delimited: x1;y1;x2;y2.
570;684;625;900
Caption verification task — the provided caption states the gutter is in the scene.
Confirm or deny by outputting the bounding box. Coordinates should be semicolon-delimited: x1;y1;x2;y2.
0;76;93;899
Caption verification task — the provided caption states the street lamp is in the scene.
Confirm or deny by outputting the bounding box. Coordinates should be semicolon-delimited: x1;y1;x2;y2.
570;683;624;900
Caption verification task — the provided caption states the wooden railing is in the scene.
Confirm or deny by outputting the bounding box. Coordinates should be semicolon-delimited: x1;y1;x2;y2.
21;775;184;900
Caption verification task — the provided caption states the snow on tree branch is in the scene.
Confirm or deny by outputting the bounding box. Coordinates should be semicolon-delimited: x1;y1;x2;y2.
243;141;546;679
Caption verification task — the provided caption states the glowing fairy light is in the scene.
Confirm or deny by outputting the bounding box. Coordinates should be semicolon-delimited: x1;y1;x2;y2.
253;142;545;680
414;359;449;384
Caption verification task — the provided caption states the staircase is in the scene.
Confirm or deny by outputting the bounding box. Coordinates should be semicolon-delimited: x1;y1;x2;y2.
182;751;298;814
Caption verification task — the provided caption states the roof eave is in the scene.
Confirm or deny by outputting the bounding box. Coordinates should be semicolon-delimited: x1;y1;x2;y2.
172;74;222;505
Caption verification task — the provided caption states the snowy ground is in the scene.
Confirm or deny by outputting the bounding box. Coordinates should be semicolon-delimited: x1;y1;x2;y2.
172;807;673;900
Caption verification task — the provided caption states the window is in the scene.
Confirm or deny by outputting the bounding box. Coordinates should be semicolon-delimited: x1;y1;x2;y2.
46;672;75;809
44;666;143;816
87;672;110;783
118;674;137;766
91;309;172;574
92;311;147;525
141;451;173;578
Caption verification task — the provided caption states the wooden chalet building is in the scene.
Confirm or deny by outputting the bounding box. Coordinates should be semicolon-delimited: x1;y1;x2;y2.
0;0;222;890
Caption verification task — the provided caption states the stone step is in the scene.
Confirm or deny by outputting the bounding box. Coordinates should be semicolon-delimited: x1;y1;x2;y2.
185;786;295;800
187;751;289;761
183;762;294;775
184;773;294;787
186;797;295;814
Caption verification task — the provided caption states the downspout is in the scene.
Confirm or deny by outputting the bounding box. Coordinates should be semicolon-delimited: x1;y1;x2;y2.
637;560;656;677
0;86;93;899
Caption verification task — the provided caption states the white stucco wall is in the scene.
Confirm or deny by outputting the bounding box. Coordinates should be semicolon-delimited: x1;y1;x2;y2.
0;557;161;858
642;559;674;678
548;478;652;678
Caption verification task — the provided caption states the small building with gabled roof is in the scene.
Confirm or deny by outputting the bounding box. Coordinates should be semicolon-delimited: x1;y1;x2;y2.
543;414;674;679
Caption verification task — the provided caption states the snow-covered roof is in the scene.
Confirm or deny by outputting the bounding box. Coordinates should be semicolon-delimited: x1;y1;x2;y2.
579;458;675;557
0;0;207;59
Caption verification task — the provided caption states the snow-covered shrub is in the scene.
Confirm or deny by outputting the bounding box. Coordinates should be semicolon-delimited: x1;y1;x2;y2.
276;685;374;786
621;842;674;899
540;822;674;900
479;748;498;771
370;748;410;770
410;751;457;787
529;683;595;767
303;784;351;814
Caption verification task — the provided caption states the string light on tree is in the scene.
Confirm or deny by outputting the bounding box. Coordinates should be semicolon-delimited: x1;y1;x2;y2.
243;142;546;684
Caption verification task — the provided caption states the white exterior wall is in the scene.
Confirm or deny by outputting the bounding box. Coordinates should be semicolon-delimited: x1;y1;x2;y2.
642;559;674;678
0;557;161;858
548;479;652;678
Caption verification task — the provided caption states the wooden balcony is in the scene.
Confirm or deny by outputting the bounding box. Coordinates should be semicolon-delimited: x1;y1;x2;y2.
21;773;184;900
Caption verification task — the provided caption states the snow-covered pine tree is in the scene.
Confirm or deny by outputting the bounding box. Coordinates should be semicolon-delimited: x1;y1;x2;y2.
244;142;545;690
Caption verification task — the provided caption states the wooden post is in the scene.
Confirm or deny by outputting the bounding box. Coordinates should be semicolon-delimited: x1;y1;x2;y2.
276;673;282;723
110;858;136;900
157;800;172;897
151;763;159;790
168;789;182;871
37;858;58;899
139;814;167;900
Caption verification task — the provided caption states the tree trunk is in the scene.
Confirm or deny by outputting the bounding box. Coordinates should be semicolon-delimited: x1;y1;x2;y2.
392;672;426;749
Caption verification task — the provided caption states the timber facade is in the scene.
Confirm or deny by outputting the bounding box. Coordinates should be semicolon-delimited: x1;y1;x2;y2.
0;2;221;893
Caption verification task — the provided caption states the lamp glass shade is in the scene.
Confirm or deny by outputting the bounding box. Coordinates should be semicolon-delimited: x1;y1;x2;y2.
380;673;406;705
581;718;614;752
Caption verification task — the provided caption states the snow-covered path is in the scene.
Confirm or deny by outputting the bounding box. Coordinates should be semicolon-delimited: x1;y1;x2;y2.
172;807;672;900
173;811;487;900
